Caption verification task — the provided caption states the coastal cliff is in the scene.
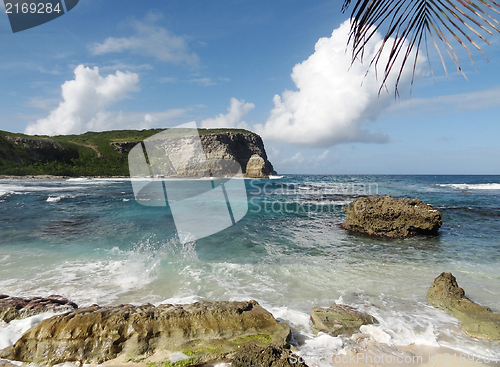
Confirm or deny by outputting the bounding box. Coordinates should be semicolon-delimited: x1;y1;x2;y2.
0;128;275;178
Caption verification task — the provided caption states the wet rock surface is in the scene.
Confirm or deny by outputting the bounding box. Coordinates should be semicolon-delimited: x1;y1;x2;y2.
311;304;378;337
0;300;290;366
427;272;500;339
341;196;443;238
231;344;308;367
0;295;77;323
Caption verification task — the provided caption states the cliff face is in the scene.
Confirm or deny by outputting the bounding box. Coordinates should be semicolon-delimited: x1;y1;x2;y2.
0;129;276;178
201;132;273;174
0;135;78;164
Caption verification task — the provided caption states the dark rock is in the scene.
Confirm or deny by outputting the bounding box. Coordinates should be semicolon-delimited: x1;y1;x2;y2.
0;295;77;323
232;344;307;367
427;273;500;339
341;196;442;238
311;305;378;337
0;300;290;366
3;136;79;163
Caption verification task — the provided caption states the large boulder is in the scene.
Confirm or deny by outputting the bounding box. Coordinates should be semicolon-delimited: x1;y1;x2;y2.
0;295;77;323
244;154;273;178
427;273;500;339
341;196;442;238
0;300;290;366
231;344;307;367
311;305;378;337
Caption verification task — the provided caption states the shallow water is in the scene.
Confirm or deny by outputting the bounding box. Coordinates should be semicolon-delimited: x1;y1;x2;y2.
1;175;499;363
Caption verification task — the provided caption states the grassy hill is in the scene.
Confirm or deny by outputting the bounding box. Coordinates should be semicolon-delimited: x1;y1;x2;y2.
0;128;255;177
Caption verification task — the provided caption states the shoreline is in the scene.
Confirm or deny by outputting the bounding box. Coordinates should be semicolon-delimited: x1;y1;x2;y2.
0;175;130;179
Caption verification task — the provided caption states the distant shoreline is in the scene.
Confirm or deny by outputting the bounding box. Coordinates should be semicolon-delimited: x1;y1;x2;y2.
0;175;130;180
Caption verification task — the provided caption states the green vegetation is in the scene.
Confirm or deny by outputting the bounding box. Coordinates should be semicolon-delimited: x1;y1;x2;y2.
146;357;195;367
231;334;272;344
0;128;254;177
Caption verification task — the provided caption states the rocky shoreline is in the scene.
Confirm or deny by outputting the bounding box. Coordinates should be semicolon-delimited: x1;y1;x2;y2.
1;273;499;367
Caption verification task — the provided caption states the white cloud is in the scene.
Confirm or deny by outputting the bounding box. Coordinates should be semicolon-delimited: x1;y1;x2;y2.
200;98;255;129
98;62;154;73
25;65;140;135
254;19;423;147
188;77;216;86
389;86;500;117
89;17;199;66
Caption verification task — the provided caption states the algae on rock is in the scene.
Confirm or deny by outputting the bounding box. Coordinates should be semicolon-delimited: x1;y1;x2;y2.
0;300;290;366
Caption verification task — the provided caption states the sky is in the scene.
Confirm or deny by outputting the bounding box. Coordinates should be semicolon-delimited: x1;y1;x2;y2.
1;0;499;174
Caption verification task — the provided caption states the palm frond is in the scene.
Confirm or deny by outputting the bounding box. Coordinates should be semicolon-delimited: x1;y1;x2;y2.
342;0;500;95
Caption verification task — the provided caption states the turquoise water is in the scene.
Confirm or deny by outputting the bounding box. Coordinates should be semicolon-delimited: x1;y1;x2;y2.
0;175;499;362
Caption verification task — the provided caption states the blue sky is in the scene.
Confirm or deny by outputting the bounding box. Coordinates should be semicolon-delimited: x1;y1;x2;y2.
1;0;499;174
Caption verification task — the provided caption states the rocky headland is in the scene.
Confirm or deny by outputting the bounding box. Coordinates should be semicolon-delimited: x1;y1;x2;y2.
0;129;276;178
341;196;443;238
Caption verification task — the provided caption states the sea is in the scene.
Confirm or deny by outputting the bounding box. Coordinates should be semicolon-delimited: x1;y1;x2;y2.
0;175;499;365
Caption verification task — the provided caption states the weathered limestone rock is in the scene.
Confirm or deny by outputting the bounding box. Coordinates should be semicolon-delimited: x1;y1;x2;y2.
132;132;276;179
244;154;270;178
311;304;378;337
341;196;442;238
427;273;500;339
0;300;290;366
0;295;77;323
231;344;308;367
201;133;276;178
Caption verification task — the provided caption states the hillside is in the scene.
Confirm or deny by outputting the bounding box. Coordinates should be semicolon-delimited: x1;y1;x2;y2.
0;128;274;177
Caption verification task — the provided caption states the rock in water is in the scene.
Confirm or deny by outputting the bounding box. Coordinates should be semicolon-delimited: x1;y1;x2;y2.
311;305;378;337
341;196;442;238
0;300;290;366
0;295;77;323
244;154;270;178
427;273;500;339
231;344;308;367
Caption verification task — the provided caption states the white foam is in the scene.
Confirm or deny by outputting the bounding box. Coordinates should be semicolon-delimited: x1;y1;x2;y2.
296;333;345;367
439;183;500;190
159;295;202;305
47;196;62;203
269;175;284;179
267;306;312;332
169;352;191;363
0;312;62;350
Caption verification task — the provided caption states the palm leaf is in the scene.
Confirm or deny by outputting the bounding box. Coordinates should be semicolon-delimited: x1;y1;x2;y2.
342;0;500;95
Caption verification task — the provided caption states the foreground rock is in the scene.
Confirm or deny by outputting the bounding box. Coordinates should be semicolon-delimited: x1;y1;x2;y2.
311;305;378;337
0;300;290;366
0;295;77;323
232;344;307;367
341;196;442;238
427;273;500;339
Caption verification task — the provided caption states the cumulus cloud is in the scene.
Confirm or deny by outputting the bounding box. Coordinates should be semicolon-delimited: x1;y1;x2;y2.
200;98;255;129
254;19;423;147
89;16;199;66
25;65;140;135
